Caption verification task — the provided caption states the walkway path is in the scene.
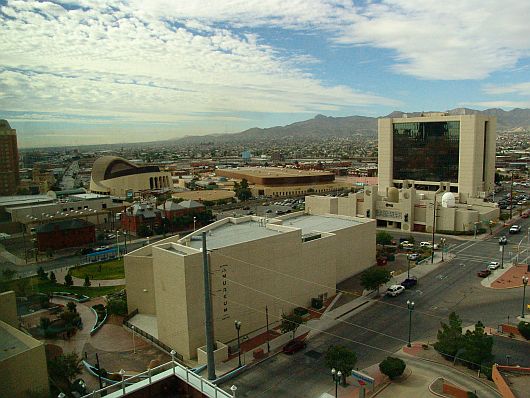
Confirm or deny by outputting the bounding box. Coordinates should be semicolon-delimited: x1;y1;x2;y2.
481;263;530;289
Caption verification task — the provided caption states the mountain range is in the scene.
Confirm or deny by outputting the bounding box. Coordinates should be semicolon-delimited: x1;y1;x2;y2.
174;108;530;144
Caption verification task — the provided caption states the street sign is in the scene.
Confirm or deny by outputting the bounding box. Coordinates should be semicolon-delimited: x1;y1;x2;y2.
351;369;374;385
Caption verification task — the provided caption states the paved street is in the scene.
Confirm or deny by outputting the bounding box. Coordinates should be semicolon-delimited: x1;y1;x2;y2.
220;219;530;398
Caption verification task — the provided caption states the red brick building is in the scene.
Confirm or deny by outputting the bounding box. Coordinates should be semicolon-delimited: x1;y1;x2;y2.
35;219;95;251
121;202;162;235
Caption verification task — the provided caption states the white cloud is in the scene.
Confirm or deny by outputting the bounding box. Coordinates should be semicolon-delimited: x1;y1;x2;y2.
460;100;530;109
0;0;397;130
483;82;530;96
128;0;530;80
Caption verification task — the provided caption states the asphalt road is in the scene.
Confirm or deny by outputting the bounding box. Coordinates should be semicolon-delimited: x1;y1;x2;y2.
220;220;530;398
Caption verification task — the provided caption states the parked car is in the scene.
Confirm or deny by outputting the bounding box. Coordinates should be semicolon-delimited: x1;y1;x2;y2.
487;261;500;270
401;277;418;289
420;241;432;248
408;253;420;261
477;269;492;278
400;241;414;249
282;339;307;354
386;285;405;297
509;225;521;234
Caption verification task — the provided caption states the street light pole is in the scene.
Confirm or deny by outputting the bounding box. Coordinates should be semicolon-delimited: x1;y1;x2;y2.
116;231;120;257
431;195;436;264
407;257;411;280
501;243;505;269
131;325;136;354
193;216;197;232
440;238;446;262
407;300;415;347
265;305;270;353
331;368;342;398
522;276;528;319
235;320;242;367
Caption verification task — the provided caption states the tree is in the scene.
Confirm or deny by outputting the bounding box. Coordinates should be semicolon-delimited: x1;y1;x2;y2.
434;312;465;360
376;231;393;247
47;353;82;391
234;179;252;201
379;357;406;379
280;313;304;339
83;275;91;287
37;266;48;280
66;301;77;313
39;317;51;331
64;274;73;287
49;271;56;284
360;268;391;293
137;224;151;237
107;297;128;316
460;321;493;369
325;345;357;385
14;278;31;297
518;321;530;340
46;247;54;258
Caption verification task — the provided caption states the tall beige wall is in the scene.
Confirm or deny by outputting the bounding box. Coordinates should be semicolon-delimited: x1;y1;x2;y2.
305;195;338;215
0;322;49;398
377;118;393;194
125;248;156;315
0;291;18;328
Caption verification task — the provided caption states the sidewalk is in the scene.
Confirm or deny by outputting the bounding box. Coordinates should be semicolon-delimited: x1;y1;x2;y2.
481;263;530;289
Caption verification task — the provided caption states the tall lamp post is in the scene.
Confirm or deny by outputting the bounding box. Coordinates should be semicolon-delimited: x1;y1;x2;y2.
116;231;120;257
331;368;342;398
440;237;446;262
522;276;528;319
234;320;242;367
407;300;415;347
193;216;197;232
407;257;411;280
431;195;437;264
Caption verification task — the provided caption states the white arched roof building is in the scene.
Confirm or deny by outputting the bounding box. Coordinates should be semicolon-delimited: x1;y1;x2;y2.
90;156;172;198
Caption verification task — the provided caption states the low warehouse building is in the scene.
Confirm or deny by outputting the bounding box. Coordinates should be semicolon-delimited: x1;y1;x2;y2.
124;212;375;360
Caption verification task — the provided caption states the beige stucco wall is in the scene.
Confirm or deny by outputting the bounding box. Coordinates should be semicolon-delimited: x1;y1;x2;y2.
0;291;18;328
251;182;351;197
377;118;393;195
306;195;338;215
91;171;172;197
0;321;49;398
125;246;156;315
131;213;374;360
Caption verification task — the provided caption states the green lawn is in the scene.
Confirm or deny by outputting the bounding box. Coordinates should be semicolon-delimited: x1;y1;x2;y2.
3;276;124;298
70;258;125;280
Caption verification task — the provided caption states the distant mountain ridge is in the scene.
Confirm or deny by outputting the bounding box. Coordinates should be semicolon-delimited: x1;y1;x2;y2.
174;108;530;144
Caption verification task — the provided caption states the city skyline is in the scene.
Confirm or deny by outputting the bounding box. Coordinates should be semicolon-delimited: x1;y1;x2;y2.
1;0;530;147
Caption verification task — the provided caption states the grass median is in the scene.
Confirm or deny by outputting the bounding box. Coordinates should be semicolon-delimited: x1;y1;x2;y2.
70;258;124;280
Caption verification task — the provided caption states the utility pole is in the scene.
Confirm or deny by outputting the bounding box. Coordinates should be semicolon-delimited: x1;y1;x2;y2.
265;305;270;353
202;232;216;380
431;195;436;264
509;171;514;220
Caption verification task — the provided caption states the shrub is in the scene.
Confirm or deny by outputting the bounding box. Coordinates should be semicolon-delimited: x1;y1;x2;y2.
379;356;406;379
518;321;530;339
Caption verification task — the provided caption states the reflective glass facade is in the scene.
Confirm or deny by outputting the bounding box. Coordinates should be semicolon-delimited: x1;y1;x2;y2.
393;121;460;183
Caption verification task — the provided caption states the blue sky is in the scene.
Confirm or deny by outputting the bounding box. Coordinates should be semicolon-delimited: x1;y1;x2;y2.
1;0;530;148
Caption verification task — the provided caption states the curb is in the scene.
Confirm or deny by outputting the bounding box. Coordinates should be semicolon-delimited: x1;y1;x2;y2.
398;350;500;395
428;377;448;398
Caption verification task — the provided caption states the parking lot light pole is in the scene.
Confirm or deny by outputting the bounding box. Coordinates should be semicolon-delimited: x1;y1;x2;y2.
407;300;415;347
331;368;342;398
235;320;242;367
522;276;528;319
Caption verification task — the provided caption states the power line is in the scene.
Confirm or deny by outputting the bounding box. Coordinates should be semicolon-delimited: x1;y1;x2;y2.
212;273;408;344
213;251;453;322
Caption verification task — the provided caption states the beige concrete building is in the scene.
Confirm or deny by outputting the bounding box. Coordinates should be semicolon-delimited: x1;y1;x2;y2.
378;113;496;200
125;212;375;360
306;185;499;233
215;167;350;197
90;156;172;198
0;291;49;398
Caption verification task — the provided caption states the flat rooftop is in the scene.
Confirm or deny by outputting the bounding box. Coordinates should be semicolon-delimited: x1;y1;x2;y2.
188;220;282;250
0;195;53;208
284;214;363;235
0;323;29;361
186;214;363;250
217;167;334;178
